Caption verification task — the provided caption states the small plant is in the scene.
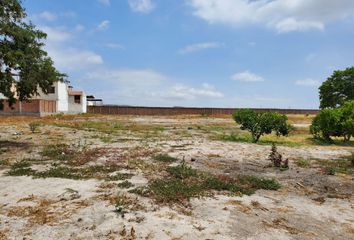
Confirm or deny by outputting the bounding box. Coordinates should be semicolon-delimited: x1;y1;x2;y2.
203;176;243;193
118;180;134;189
327;167;337;175
296;159;310;168
0;159;9;165
167;162;198;179
148;179;205;203
41;144;73;161
106;172;134;181
113;193;131;217
7;161;35;176
100;135;113;143
29;122;41;133
268;144;289;169
153;154;178;162
128;186;150;197
238;175;281;191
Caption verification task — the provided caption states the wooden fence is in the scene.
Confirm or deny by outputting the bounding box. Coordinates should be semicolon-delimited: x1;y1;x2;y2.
87;106;319;116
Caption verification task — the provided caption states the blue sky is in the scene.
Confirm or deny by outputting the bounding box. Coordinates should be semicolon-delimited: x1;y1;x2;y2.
24;0;354;108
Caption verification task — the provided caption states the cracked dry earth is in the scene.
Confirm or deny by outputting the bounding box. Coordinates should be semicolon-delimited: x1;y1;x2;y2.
0;115;353;240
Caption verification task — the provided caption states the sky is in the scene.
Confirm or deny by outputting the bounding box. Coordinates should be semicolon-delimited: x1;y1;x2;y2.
24;0;354;109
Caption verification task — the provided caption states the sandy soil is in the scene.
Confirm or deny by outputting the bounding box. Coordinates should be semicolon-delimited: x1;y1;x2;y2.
0;115;353;240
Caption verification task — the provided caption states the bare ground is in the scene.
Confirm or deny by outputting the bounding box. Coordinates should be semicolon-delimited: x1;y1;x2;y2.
0;115;353;240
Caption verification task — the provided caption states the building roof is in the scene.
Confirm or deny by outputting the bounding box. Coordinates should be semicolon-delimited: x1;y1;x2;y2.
68;91;83;96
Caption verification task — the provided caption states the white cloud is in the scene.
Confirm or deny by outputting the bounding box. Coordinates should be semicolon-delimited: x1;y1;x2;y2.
187;0;354;32
178;42;221;54
75;24;85;32
231;70;264;82
106;43;125;49
275;18;324;33
96;20;110;31
295;78;320;87
85;69;166;86
164;83;224;100
47;47;103;70
39;26;103;70
305;53;316;63
40;26;72;42
128;0;155;13
98;0;110;6
83;69;224;106
37;11;57;21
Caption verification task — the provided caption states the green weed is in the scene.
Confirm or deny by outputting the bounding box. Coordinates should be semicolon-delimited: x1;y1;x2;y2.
118;180;134;189
296;159;310;168
153;154;178;162
167;162;198;179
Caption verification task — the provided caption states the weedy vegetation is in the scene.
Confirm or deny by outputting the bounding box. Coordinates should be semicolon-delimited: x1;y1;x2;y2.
153;154;178;162
29;122;41;133
296;159;310;168
131;162;280;204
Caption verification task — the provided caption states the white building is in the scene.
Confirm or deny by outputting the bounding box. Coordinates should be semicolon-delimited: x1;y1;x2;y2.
35;82;87;114
0;81;87;115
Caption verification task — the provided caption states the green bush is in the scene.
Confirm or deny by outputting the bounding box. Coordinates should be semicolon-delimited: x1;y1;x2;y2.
232;109;292;142
29;122;41;133
310;100;354;142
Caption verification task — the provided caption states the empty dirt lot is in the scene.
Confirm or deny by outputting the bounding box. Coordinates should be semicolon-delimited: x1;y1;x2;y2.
0;114;353;240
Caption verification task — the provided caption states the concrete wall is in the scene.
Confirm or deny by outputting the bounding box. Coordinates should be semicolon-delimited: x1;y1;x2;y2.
56;82;69;112
87;106;319;115
68;93;87;114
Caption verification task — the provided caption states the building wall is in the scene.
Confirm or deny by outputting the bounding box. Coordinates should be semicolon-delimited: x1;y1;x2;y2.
87;106;320;115
68;94;87;114
0;99;56;116
56;82;69;112
34;82;68;112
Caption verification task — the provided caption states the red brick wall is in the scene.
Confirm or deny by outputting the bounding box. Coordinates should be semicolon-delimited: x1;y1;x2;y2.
1;99;56;115
87;106;319;115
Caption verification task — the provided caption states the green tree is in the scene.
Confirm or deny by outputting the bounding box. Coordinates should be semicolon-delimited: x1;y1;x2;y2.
310;101;354;142
232;109;292;143
0;0;65;108
340;100;354;141
319;67;354;109
310;109;342;141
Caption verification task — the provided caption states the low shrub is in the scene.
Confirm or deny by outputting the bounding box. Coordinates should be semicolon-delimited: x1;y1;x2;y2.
118;180;134;189
29;122;41;133
167;162;198;179
310;100;354;142
148;179;205;203
238;175;281;191
296;159;310;168
153;154;178;162
7;161;35;176
133;162;281;203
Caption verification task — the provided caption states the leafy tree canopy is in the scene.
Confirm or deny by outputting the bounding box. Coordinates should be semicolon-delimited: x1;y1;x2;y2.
232;109;292;143
319;67;354;109
0;0;66;107
310;100;354;142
